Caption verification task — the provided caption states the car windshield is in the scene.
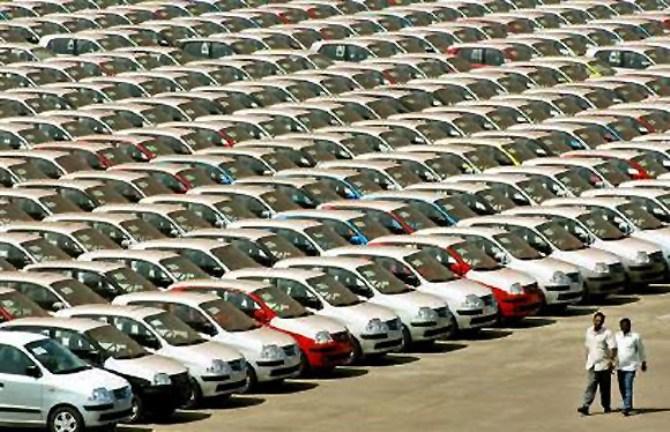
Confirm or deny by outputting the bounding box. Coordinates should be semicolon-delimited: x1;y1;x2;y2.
201;299;260;332
350;215;391;240
261;190;301;212
23;238;70;262
214;199;256;221
536;222;586;251
169;210;212;231
26;339;90;374
357;263;412;294
304;225;349;250
72;228;119;252
477;188;517;212
406;251;457;283
86;325;147;360
493;232;542;260
385;165;423;187
555;169;597;195
145;312;206;346
120;219;165;242
211;245;259;271
393;205;437;231
160;257;209;281
258;234;304;261
633;153;669;178
616;203;664;230
40;195;81;214
256;286;308;318
10;161;48;181
451;241;501;270
577;211;625;240
594;161;632;186
436;197;478;221
0;291;48;318
107;268;158;294
346;173;384;194
517;179;558;203
52;280;106;306
307;275;361;307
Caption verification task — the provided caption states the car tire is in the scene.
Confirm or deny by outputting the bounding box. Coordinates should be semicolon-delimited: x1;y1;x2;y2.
48;405;84;432
184;377;203;409
350;337;363;364
245;366;258;391
446;315;459;339
400;325;412;352
298;349;311;376
128;396;144;423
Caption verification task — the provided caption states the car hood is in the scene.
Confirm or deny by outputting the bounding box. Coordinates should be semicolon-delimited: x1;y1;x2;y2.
63;367;130;393
320;301;398;328
466;267;537;293
419;278;493;303
508;256;581;282
160;340;243;366
270;314;347;338
105;353;187;381
594;237;662;261
372;290;447;313
551;247;621;271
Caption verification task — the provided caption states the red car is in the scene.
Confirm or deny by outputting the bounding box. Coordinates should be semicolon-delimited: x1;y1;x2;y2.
170;279;353;372
369;235;544;320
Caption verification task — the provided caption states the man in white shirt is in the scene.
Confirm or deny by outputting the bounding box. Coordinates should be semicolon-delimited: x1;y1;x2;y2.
578;312;617;416
616;318;647;416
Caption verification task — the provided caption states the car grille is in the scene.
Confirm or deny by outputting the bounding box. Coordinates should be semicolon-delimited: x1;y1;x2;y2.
385;319;400;331
171;372;190;391
331;331;351;343
481;294;495;307
524;282;539;293
282;344;297;357
229;359;245;372
434;307;449;318
609;263;625;274
650;251;664;264
112;387;130;401
567;273;580;283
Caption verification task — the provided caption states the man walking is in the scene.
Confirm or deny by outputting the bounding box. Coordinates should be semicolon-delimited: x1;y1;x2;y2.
578;312;617;416
616;318;647;416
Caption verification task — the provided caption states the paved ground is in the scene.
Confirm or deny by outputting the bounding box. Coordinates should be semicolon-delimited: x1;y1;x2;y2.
125;286;670;432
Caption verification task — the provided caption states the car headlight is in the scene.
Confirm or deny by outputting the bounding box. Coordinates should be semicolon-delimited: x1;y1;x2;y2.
594;262;609;274
364;318;388;335
415;307;438;323
260;344;284;361
508;282;524;295
634;251;650;265
550;271;568;285
207;359;231;375
89;387;113;404
152;373;171;386
461;294;484;310
314;330;334;345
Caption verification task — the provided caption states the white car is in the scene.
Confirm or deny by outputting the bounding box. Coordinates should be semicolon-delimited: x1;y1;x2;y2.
112;291;301;386
225;268;404;360
459;215;626;299
0;317;189;422
419;226;584;307
275;256;454;343
57;304;248;405
505;206;668;286
324;246;498;332
0;330;132;431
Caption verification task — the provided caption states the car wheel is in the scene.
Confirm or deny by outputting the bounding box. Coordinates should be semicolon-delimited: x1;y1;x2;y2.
184;377;203;409
350;337;363;364
446;314;459;339
128;396;144;423
400;325;412;352
298;349;311;376
48;405;84;432
245;366;258;391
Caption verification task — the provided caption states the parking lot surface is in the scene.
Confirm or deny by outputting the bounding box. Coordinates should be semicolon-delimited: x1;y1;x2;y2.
137;287;670;432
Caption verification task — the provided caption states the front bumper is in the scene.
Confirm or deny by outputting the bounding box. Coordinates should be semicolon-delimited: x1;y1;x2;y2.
82;397;133;426
584;264;626;297
626;255;667;285
305;332;354;369
197;365;248;398
135;372;192;413
254;355;302;383
493;285;543;319
357;327;403;355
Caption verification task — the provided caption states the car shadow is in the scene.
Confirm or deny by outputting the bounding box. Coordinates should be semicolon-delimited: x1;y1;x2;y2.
596;295;640;306
308;367;369;380
151;411;211;425
633;285;670;295
501;317;556;329
118;427;154;432
360;354;420;367
459;329;513;341
631;407;670;415
552;306;598;317
200;395;266;410
410;342;468;354
251;380;318;395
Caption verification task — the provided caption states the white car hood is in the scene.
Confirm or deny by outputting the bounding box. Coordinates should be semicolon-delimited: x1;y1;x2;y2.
161;340;243;366
553;247;621;271
508;257;580;281
595;237;662;261
374;290;447;313
270;314;347;337
321;301;398;328
105;353;186;381
420;278;493;301
466;267;536;293
60;367;130;393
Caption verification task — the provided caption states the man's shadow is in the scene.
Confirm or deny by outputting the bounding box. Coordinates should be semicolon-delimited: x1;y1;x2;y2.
631;408;670;415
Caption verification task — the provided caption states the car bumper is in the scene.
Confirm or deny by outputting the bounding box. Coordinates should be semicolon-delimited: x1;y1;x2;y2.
584;272;626;297
453;306;498;330
305;340;354;369
358;329;403;355
408;319;452;342
626;260;667;285
137;376;192;412
197;370;248;398
254;356;302;382
82;399;133;426
542;280;584;305
494;289;544;319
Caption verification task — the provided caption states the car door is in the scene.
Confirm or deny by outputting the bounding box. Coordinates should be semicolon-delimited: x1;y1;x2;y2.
0;343;43;423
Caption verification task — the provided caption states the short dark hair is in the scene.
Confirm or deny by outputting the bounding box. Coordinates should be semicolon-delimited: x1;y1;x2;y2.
594;312;606;320
620;318;631;326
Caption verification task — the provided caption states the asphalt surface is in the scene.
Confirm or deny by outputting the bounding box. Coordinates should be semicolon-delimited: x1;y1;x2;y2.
126;287;670;432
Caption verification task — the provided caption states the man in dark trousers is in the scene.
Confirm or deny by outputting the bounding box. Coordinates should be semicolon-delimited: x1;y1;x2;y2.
578;312;617;416
616;318;647;416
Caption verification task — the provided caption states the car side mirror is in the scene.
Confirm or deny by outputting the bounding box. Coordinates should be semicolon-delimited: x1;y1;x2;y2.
25;365;42;379
51;302;66;311
350;235;367;245
120;239;132;248
253;308;272;323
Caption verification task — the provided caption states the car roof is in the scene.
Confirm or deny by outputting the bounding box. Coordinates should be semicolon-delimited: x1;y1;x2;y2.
171;278;270;294
3;316;103;332
60;304;163;320
0;330;49;346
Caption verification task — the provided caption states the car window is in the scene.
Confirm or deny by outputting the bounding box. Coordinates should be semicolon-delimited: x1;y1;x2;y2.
0;243;31;268
0;344;35;375
8;282;60;310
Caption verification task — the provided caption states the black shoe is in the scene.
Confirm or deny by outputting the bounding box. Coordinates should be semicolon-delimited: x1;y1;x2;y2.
604;407;612;413
578;406;590;416
623;410;631;416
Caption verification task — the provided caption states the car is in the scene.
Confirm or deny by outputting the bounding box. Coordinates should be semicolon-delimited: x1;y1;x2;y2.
274;208;392;243
323;245;498;333
113;291;302;386
225;267;403;360
0;287;50;323
319;199;436;234
275;256;453;343
59;304;248;406
64;171;173;201
189;184;303;217
0;233;70;269
362;191;479;226
24;258;160;301
93;203;213;237
459;215;626;299
16;179;129;211
0;331;133;432
170;279;354;372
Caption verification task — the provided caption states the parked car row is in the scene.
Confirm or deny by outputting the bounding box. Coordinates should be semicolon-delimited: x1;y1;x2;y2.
2;0;670;431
